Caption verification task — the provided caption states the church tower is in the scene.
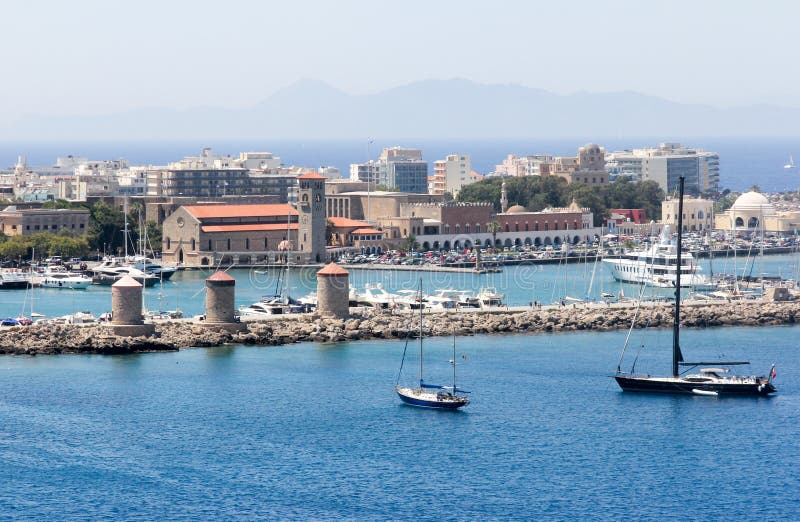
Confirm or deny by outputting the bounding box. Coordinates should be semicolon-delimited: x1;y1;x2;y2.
297;172;327;263
500;180;508;213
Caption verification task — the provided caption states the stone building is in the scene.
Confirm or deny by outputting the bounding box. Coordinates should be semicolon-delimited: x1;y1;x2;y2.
0;205;90;236
296;172;328;263
161;203;301;266
714;191;800;233
662;196;713;232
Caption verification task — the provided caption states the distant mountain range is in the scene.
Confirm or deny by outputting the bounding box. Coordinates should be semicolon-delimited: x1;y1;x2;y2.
5;79;800;140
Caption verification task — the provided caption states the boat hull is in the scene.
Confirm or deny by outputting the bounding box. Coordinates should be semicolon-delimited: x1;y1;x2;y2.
0;281;30;290
395;387;469;409
615;376;776;396
40;278;92;289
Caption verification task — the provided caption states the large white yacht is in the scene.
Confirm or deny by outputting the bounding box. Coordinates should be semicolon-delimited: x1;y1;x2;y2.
37;267;92;289
602;226;713;289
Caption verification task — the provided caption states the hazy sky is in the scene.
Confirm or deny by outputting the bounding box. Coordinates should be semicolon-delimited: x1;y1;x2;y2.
1;0;797;122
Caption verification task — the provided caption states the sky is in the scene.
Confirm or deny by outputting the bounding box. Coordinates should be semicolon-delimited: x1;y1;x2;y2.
1;0;798;122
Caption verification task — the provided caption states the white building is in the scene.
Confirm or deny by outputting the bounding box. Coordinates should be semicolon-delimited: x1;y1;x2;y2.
605;143;720;194
431;154;471;195
349;161;380;184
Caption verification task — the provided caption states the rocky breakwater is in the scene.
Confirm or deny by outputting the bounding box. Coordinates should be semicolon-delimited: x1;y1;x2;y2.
1;300;799;356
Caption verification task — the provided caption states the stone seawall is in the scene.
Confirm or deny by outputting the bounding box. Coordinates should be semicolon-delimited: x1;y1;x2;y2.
1;301;798;356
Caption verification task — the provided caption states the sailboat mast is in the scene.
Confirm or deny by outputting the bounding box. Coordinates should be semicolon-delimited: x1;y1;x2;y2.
123;197;129;259
419;279;424;385
452;327;457;392
673;177;685;378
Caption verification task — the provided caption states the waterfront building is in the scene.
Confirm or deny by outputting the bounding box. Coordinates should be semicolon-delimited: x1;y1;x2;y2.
325;180;443;222
327;217;385;254
430;154;471;196
160;203;301;266
375;200;598;252
296;172;327;263
714;191;800;233
662;196;714;232
605;143;720;195
0;205;90;236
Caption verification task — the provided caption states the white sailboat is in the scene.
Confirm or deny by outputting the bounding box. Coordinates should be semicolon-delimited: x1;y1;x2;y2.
784;155;795;169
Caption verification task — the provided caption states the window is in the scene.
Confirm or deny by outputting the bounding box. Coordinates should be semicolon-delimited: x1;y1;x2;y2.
246;238;250;250
227;238;231;250
208;240;213;250
191;239;196;250
166;238;171;249
264;238;268;248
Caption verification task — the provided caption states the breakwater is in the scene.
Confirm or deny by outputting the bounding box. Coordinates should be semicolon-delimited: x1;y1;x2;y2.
1;300;798;355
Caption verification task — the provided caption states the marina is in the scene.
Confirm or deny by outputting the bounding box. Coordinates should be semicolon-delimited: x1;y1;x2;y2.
0;251;798;321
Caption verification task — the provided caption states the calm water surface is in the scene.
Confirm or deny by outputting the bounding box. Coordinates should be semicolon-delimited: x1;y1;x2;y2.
2;253;799;320
1;326;798;519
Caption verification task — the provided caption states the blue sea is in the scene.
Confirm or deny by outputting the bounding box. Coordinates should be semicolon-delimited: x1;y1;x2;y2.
1;325;797;519
2;254;799;320
1;137;800;193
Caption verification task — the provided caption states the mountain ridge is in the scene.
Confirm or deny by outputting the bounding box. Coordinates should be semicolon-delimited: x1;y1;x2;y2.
5;78;799;140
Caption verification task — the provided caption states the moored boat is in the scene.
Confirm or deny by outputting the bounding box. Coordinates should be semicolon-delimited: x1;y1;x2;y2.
614;177;777;397
0;269;31;289
37;267;92;289
395;282;470;409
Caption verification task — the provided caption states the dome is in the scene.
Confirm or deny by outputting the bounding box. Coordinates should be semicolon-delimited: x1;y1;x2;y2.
506;204;527;214
730;191;776;216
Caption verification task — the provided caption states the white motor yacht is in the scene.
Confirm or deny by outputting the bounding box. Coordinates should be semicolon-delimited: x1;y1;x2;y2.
602;226;714;289
89;258;159;287
477;287;505;308
359;283;400;309
0;269;31;289
37;267;92;289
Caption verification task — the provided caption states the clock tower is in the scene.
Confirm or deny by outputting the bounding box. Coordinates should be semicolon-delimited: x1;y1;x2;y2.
297;172;327;263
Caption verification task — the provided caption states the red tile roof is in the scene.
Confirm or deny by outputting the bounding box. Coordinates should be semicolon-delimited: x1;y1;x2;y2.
297;172;327;180
201;224;298;233
327;216;371;228
317;262;349;276
184;204;297;219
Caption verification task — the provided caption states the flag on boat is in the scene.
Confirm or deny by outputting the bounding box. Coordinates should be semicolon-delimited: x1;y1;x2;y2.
771;367;777;379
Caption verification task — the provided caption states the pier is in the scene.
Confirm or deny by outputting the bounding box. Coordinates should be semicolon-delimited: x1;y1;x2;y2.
1;299;798;355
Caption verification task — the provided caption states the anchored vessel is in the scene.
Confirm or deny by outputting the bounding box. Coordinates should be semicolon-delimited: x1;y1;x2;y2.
614;177;777;397
603;226;713;289
395;282;470;409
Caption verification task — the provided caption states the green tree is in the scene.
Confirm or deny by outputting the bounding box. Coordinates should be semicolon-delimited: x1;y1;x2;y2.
487;221;501;251
403;233;419;253
88;201;125;253
0;236;32;261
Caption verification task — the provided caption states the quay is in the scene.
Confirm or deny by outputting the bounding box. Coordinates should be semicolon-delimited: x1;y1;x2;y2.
1;299;798;356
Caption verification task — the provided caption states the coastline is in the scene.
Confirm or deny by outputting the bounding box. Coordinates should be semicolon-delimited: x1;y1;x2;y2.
1;299;797;356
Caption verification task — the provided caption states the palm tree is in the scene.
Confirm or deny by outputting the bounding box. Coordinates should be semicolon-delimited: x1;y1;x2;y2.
487;221;501;252
404;234;419;254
